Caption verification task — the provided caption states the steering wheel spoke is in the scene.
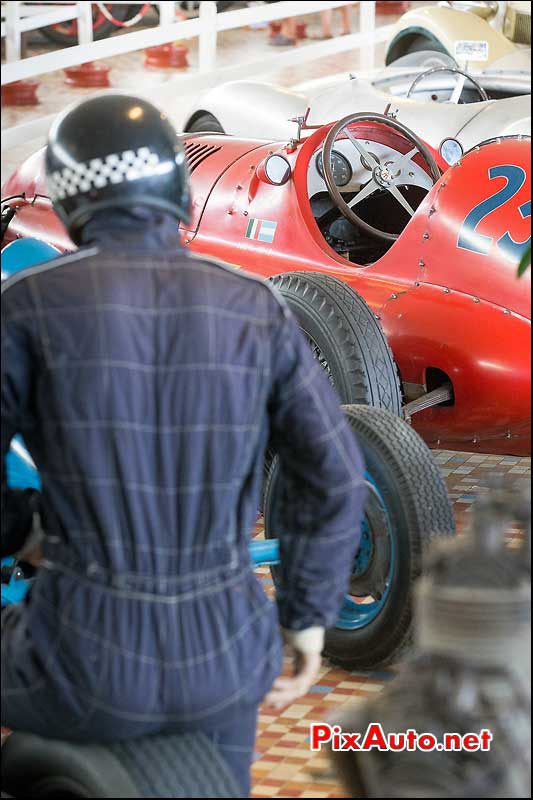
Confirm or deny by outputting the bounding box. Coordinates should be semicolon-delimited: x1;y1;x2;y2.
398;145;419;167
449;72;467;104
388;184;416;217
348;179;380;208
388;145;419;178
345;129;380;170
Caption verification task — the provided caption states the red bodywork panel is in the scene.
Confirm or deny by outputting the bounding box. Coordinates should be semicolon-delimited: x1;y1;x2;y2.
2;130;531;455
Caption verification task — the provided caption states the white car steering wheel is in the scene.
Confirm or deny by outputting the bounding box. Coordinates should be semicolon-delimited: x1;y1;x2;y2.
406;66;489;104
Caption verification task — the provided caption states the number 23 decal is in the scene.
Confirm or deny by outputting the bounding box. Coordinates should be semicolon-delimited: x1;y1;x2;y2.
458;164;531;259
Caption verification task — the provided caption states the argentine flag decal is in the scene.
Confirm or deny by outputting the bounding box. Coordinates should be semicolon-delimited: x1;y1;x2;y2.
245;218;278;244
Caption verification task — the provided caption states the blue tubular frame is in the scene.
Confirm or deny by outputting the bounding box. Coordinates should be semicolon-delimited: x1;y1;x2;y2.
5;437;41;491
1;558;32;606
249;539;280;567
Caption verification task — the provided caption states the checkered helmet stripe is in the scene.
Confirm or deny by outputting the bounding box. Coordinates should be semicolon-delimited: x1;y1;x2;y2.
48;146;163;201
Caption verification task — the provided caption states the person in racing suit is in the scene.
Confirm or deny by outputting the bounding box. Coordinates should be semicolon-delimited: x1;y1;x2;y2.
1;95;366;797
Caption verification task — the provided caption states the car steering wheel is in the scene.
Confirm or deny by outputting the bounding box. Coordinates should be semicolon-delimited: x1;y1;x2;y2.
406;66;489;104
322;112;441;242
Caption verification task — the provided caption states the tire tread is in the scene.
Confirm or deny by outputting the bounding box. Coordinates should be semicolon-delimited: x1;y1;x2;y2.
270;272;402;414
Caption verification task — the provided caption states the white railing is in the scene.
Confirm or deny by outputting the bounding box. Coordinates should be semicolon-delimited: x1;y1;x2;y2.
1;1;94;62
2;1;380;83
2;1;395;152
0;1;182;65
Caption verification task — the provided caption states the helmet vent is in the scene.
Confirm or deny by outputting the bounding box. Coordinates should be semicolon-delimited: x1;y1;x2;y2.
184;141;223;173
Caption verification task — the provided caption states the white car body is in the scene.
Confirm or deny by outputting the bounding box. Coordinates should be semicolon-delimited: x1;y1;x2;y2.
385;2;531;67
183;57;531;154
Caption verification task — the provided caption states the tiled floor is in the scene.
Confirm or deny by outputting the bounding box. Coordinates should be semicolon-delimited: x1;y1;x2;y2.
250;449;530;798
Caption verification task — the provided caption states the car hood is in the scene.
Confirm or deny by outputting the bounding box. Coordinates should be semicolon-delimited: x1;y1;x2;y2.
297;53;531;96
458;95;531;149
486;48;531;72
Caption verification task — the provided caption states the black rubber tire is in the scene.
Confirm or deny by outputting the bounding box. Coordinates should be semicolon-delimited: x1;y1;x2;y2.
1;732;239;798
269;272;402;413
186;113;225;134
1;734;139;798
264;405;455;671
40;4;137;46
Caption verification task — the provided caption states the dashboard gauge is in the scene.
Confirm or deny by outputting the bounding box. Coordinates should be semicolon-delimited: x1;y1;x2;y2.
439;137;464;166
316;149;352;187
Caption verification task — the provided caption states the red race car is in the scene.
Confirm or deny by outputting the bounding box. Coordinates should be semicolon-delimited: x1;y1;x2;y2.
2;112;531;455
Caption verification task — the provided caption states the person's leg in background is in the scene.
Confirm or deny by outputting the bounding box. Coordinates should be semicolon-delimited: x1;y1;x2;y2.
315;9;333;39
321;9;335;37
340;4;352;35
269;15;296;46
314;6;352;39
282;17;296;42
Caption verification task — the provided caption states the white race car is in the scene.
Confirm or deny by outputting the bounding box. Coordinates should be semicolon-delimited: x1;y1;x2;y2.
182;53;531;160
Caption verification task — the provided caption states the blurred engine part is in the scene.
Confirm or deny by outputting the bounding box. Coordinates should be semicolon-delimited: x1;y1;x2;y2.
330;483;531;798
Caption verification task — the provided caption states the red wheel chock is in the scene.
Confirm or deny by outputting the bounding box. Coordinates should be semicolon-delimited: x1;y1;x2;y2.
144;43;189;69
376;1;411;13
296;22;307;40
63;62;111;88
1;79;40;106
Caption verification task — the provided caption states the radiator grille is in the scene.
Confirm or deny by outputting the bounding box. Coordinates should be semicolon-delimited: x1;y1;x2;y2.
184;141;223;173
504;8;531;44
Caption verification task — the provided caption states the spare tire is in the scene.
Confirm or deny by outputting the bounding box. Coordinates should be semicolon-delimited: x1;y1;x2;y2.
1;731;239;798
186;113;225;134
264;405;455;671
386;33;450;65
269;272;402;413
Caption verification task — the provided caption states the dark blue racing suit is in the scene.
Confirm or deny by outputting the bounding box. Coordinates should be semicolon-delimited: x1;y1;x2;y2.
1;209;366;795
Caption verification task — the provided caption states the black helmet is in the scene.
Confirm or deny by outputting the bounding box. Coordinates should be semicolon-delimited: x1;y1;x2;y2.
45;94;190;241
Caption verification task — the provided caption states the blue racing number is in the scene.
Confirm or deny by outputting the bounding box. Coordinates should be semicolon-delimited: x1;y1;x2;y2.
497;200;532;261
458;165;531;259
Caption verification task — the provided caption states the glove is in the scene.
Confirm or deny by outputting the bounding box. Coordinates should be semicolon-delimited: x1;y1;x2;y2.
264;626;325;710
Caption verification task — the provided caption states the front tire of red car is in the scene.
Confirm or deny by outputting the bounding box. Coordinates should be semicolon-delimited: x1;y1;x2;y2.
269;272;402;413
